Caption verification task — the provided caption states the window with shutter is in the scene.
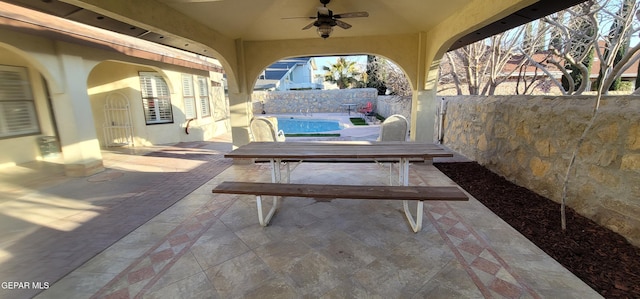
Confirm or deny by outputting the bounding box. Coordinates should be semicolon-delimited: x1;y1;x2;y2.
182;75;197;119
197;76;211;117
0;65;40;138
139;72;173;124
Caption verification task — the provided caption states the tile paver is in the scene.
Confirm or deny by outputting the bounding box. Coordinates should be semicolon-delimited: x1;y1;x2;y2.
0;129;603;298
0;137;232;299
38;161;601;298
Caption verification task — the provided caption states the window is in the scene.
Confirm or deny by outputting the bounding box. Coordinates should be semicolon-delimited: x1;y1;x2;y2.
139;72;173;124
181;75;197;119
0;65;40;138
197;76;211;117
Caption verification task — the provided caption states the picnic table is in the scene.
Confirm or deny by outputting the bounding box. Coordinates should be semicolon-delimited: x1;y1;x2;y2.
215;141;467;231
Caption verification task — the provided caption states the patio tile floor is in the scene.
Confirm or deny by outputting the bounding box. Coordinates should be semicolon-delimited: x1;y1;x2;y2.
0;131;602;298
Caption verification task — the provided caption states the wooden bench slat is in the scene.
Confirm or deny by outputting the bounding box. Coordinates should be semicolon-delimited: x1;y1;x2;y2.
212;181;468;201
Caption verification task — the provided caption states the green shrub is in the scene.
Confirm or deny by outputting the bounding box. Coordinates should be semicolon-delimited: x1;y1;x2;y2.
349;118;367;126
284;133;341;137
618;81;634;91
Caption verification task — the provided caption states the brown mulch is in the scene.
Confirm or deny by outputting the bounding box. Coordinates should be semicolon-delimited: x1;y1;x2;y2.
434;162;640;299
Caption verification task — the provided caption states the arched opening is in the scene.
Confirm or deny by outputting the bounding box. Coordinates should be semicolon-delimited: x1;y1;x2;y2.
0;44;59;166
247;54;414;141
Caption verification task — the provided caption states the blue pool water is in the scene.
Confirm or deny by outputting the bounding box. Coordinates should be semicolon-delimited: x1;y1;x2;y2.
276;118;343;134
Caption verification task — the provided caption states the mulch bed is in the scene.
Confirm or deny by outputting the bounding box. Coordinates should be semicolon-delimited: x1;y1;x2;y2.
434;162;640;298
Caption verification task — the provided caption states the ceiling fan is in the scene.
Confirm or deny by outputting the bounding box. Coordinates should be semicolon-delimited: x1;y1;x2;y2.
284;0;369;39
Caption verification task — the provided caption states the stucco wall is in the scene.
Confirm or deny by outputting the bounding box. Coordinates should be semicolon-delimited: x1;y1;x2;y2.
442;95;640;246
0;47;57;167
88;61;228;147
1;27;230;170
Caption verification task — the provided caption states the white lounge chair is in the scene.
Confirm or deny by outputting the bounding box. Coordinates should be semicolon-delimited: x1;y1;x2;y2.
377;114;408;141
250;117;292;183
250;117;285;142
377;114;410;185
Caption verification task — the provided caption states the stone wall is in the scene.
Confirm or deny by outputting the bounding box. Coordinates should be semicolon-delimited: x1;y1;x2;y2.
442;95;640;246
252;88;378;115
252;90;412;125
376;95;412;124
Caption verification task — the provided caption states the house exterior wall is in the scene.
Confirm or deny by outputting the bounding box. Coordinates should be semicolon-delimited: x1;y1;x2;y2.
441;95;640;246
0;27;228;173
88;62;227;146
291;63;312;83
276;61;321;90
0;47;57;167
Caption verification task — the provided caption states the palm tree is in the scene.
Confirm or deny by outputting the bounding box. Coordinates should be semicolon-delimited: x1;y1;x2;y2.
323;57;361;89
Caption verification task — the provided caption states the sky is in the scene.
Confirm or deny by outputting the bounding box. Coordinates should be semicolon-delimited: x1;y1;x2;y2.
313;55;367;77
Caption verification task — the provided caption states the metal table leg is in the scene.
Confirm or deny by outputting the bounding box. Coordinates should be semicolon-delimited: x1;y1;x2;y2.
400;157;423;232
258;158;281;226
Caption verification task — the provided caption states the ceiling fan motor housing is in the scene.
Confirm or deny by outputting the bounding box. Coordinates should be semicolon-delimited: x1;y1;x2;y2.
291;0;367;38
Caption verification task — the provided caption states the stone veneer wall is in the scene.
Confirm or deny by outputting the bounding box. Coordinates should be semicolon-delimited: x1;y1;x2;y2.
252;90;413;125
376;95;412;124
252;88;378;115
442;95;640;246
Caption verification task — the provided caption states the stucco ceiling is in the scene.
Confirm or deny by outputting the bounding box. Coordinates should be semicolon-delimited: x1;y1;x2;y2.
153;0;470;41
2;0;587;56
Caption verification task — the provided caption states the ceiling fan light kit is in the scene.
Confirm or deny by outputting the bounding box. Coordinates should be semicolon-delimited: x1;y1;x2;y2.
284;0;368;39
317;23;333;39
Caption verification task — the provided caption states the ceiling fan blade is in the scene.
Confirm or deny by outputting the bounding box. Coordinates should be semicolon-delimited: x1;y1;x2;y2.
281;16;316;20
334;11;369;18
302;22;316;30
335;20;352;29
163;0;220;3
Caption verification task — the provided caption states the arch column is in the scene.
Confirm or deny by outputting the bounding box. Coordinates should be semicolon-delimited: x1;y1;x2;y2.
227;91;253;148
411;52;442;142
51;52;104;176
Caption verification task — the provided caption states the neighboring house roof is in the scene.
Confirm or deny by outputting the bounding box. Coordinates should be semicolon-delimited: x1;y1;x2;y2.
590;42;638;79
263;57;315;80
503;45;639;80
504;52;559;73
254;56;322;90
253;79;279;90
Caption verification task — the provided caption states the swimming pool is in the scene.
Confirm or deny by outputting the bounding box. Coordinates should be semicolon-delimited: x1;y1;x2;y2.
276;117;344;134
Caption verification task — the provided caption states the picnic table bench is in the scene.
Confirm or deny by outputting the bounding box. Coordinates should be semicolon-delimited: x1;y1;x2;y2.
213;181;468;231
214;141;469;232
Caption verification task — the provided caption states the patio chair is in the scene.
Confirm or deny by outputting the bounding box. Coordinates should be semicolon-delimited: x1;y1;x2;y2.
377;114;408;141
250;117;285;142
250;116;295;182
377;114;409;185
357;101;373;116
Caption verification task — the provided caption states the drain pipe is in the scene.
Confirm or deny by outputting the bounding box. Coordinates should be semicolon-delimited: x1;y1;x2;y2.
437;98;446;144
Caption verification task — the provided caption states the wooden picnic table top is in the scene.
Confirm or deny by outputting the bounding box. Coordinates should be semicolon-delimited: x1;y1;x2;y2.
224;141;453;159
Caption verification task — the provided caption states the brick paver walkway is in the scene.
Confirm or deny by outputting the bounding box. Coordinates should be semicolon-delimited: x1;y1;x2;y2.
0;140;231;299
